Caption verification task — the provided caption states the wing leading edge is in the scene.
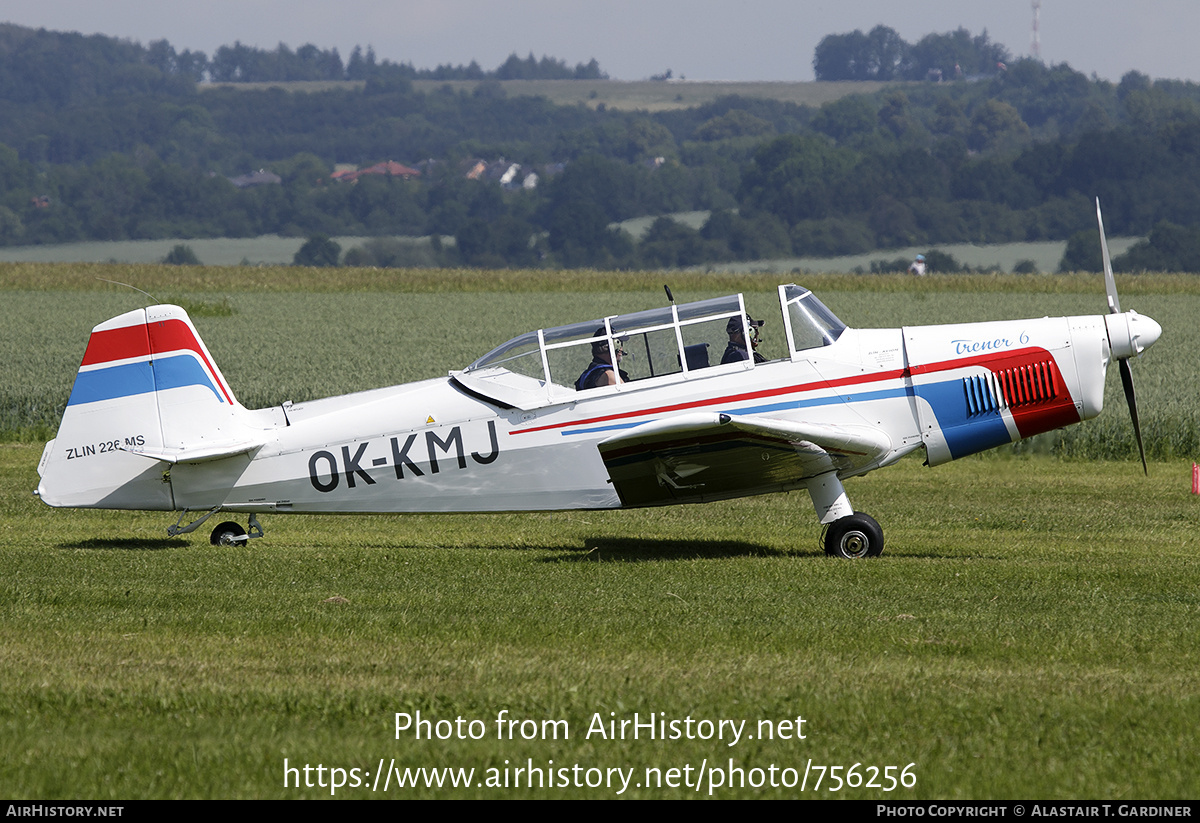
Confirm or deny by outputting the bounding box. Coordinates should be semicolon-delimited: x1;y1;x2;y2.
597;412;893;507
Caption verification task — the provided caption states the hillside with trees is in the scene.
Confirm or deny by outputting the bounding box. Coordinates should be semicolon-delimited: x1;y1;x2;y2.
813;26;1011;82
4;22;1200;271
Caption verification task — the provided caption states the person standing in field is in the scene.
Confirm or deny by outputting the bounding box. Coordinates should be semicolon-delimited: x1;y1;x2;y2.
908;254;927;276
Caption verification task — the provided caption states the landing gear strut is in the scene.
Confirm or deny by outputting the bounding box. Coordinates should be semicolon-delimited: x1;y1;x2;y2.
808;471;884;558
167;508;264;546
210;521;246;546
209;514;264;546
823;512;884;558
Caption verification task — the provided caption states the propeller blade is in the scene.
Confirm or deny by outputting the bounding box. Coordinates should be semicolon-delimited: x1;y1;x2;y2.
1119;358;1148;475
1098;199;1153;472
1096;198;1120;314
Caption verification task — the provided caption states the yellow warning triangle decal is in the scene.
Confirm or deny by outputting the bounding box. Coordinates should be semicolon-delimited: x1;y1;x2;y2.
426;415;435;424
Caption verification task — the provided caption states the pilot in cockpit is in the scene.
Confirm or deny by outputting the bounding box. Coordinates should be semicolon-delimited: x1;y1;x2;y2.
575;329;631;390
721;314;766;364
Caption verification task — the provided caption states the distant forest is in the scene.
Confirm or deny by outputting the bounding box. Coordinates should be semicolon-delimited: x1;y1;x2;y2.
4;21;1200;271
813;26;1011;82
0;23;605;100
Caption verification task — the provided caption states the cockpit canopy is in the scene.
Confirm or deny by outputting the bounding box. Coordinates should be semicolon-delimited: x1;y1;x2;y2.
779;283;846;351
456;284;845;409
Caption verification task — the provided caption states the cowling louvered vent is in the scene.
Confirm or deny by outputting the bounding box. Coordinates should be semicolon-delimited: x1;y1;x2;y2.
963;374;1000;415
963;360;1059;415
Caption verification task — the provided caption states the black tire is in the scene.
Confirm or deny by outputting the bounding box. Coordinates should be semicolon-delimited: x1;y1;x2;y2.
824;512;884;558
210;521;247;546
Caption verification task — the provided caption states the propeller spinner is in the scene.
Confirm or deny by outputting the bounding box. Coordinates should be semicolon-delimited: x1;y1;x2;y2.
1096;199;1163;473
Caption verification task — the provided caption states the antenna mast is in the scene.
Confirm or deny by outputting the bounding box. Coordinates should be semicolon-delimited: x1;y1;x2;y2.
1031;0;1042;62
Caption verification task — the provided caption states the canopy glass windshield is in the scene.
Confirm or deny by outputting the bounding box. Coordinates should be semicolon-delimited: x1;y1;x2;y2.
780;285;846;353
463;293;750;400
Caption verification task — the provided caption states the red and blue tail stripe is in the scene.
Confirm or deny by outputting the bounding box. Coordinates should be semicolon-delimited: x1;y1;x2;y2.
67;314;233;407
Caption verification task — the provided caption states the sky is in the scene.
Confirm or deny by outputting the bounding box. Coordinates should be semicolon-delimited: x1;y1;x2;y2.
2;0;1200;84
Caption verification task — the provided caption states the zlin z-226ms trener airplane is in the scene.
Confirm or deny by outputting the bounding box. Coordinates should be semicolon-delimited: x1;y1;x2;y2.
36;202;1161;558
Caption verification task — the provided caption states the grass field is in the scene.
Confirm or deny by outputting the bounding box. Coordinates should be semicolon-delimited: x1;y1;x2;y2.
4;448;1198;799
0;235;388;267
701;236;1143;276
2;265;1198;798
410;79;894;111
202;78;890;112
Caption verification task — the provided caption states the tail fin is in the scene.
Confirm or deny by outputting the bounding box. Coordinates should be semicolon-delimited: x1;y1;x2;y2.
37;305;261;509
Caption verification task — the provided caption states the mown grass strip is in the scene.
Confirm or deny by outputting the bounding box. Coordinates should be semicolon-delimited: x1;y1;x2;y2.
3;442;1200;798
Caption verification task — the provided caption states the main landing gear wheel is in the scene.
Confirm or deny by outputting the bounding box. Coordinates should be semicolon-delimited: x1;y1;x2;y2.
210;521;247;546
824;512;884;558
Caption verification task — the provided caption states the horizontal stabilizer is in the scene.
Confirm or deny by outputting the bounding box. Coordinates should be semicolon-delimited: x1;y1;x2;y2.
597;412;891;507
123;438;264;464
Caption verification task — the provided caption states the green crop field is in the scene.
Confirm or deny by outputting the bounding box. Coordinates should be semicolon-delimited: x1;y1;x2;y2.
2;264;1199;799
0;235;388;267
414;79;894;111
202;78;890;112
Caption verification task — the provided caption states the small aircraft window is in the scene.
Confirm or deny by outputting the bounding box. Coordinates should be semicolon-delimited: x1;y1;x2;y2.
619;327;684;381
551;335;626;391
676;295;741;324
673;296;749;372
542;318;610;348
781;285;846;353
610;305;676;335
541;319;616;390
464;330;545;381
609;306;683;382
682;316;735;367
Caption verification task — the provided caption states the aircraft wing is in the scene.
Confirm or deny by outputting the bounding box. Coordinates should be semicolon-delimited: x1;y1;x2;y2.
597;412;892;507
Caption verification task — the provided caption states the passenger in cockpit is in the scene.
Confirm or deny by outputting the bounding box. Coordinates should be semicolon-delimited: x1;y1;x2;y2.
575;330;630;390
721;315;766;364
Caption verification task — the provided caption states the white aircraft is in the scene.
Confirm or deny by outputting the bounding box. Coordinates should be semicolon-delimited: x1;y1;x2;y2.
36;202;1161;557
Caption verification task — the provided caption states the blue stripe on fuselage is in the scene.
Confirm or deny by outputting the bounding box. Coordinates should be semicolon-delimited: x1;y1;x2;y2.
915;378;1011;458
565;374;1013;462
563;386;913;436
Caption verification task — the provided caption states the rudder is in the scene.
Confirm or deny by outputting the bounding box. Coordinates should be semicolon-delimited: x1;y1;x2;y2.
37;305;257;510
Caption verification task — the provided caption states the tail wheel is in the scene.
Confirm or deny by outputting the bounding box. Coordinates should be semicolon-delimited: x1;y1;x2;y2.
210;521;247;546
824;512;884;558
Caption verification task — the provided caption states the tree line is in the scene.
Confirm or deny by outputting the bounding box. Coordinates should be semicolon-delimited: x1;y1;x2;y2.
6;23;1200;271
206;44;606;84
0;22;604;102
813;26;1012;82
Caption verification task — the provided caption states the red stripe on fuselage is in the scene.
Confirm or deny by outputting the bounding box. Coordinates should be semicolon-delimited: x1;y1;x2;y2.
511;345;1076;437
509;366;910;436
